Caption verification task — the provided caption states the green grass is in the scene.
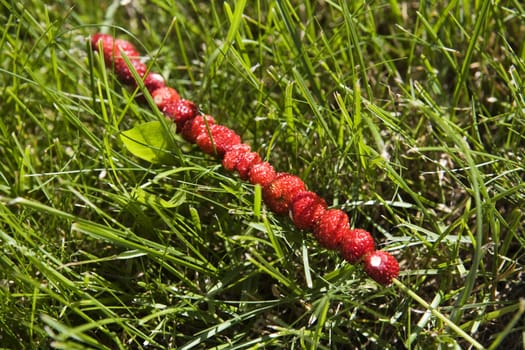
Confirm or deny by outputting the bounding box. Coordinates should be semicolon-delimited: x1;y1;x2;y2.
1;0;524;349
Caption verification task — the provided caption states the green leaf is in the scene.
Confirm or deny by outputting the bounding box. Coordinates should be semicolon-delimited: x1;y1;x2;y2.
120;121;177;164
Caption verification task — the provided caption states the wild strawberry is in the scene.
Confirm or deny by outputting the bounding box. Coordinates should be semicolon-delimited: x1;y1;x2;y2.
173;99;199;131
91;33;109;50
290;191;327;231
181;114;214;142
363;250;399;286
339;228;375;264
235;151;262;180
248;162;276;187
152;87;181;118
263;173;306;215
92;34;140;63
92;33;117;60
196;124;242;157
113;57;147;85
222;144;251;171
313;209;349;250
144;73;166;93
115;39;140;58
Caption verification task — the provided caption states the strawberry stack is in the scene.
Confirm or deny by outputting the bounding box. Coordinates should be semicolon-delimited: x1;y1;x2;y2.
91;33;400;286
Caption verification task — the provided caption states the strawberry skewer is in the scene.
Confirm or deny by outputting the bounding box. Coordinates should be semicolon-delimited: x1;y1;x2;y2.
91;33;400;286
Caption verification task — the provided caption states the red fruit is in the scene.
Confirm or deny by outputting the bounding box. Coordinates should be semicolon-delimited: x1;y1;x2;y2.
235;151;262;180
144;73;166;93
290;191;327;231
363;250;399;286
181;115;215;142
92;34;148;86
152;87;181;117
339;228;375;264
263;173;306;215
196;124;242;157
114;58;147;85
91;33;108;49
248;162;276;187
92;34;140;63
113;38;140;58
222;144;251;171
172;99;199;130
92;33;118;60
313;209;349;250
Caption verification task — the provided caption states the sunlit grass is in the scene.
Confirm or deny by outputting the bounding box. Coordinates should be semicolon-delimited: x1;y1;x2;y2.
0;1;524;349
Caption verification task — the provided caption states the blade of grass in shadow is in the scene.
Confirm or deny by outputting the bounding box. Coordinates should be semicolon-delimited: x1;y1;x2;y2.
275;0;323;103
486;299;525;350
452;1;492;108
179;303;278;350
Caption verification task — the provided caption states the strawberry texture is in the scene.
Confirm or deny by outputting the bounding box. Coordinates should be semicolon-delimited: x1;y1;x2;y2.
234;151;262;180
113;39;140;57
248;162;276;187
92;34;167;92
92;34;155;88
290;191;327;231
196;124;242;157
143;73;166;93
222;144;252;171
92;34;140;64
90;33;108;49
363;250;399;286
339;228;375;264
181;115;215;142
91;33;114;58
172;99;199;131
263;173;306;215
96;35;138;59
112;57;147;85
313;209;349;250
152;87;181;117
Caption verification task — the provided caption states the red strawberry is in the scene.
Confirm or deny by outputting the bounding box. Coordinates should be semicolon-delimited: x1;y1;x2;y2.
196;124;242;157
113;38;140;57
313;209;349;250
248;162;276;187
152;87;181;118
234;151;262;180
339;228;375;264
263;173;306;215
92;34;165;92
173;99;199;131
113;57;147;85
363;250;399;286
92;34;140;63
144;73;166;93
181;114;214;142
92;33;119;60
222;144;251;171
91;33;109;50
290;191;327;231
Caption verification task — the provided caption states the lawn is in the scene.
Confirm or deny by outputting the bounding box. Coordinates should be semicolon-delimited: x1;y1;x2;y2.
0;0;524;349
